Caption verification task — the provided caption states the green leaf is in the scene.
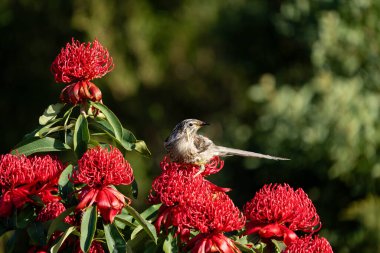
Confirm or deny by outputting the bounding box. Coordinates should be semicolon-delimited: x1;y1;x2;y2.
47;206;75;239
16;206;36;229
140;204;161;220
103;222;128;253
272;239;286;253
39;103;65;125
121;128;137;151
50;226;76;253
90;102;123;142
58;165;75;204
163;233;177;253
131;225;143;240
134;140;151;156
12;137;71;156
80;206;98;253
27;222;46;245
74;114;90;158
124;205;157;243
114;209;136;229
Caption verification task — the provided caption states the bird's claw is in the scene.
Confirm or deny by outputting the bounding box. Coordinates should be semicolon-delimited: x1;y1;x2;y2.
193;164;205;177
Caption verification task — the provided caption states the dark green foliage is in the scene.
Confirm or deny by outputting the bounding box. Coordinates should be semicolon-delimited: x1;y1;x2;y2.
0;0;379;252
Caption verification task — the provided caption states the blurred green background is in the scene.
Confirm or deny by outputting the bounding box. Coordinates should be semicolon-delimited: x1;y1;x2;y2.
1;0;380;252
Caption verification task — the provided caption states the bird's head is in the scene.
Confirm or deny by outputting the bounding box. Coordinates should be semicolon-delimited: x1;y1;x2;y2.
166;119;209;142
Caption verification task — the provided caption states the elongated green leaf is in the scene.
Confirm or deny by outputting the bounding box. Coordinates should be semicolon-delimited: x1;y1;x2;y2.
47;206;75;239
103;223;128;253
89;119;115;136
115;209;136;229
124;205;157;243
80;206;98;253
39;103;65;125
58;165;75;204
140;204;161;220
12;137;71;156
134;140;151;156
131;225;143;240
50;226;76;253
27;222;46;245
74;114;90;158
163;233;176;253
90;102;123;142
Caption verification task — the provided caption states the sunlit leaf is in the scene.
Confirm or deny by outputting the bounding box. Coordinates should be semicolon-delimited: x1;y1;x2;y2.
90;102;123;142
50;226;76;253
124;205;157;243
134;140;151;156
12;137;71;156
39;103;64;125
163;233;177;253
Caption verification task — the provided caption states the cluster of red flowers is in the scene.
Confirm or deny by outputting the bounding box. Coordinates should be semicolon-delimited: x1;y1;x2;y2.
150;156;333;252
0;154;63;217
0;145;133;251
74;146;134;223
51;38;113;105
150;157;244;252
243;183;332;252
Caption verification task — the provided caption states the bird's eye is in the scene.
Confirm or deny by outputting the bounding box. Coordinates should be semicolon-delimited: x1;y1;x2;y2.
189;123;193;127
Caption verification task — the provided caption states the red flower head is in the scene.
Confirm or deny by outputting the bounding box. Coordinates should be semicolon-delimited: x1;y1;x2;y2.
187;232;241;253
75;146;134;223
29;155;64;204
0;154;63;217
150;158;244;248
0;154;33;189
243;184;321;245
36;201;66;222
283;235;333;253
180;190;244;252
160;156;225;177
51;38;113;104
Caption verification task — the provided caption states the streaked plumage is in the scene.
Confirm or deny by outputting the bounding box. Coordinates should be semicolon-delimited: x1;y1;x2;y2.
164;119;289;165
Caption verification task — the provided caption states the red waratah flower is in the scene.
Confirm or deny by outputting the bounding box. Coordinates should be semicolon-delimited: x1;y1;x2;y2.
243;183;321;245
160;155;225;177
178;190;244;252
0;154;63;217
51;38;113;105
36;201;66;222
150;157;244;252
74;146;134;223
283;235;333;253
187;232;241;253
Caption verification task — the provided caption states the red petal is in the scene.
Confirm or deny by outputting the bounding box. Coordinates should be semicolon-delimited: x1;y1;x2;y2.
0;193;13;217
77;188;98;210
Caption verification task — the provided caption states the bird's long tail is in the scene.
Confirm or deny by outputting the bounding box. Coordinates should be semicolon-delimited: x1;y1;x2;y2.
215;146;289;160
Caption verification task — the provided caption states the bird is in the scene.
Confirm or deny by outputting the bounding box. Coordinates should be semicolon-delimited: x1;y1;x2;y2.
164;119;289;169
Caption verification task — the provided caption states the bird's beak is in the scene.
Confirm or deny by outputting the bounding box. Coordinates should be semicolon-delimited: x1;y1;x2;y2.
199;121;209;127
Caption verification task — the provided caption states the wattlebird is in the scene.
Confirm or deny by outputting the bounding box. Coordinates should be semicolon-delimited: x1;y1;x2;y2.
164;119;289;169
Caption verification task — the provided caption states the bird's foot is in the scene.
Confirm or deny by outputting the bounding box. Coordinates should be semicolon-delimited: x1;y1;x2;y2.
193;164;205;177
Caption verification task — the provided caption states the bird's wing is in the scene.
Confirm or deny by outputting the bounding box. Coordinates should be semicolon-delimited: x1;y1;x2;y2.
193;135;214;153
214;146;289;160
